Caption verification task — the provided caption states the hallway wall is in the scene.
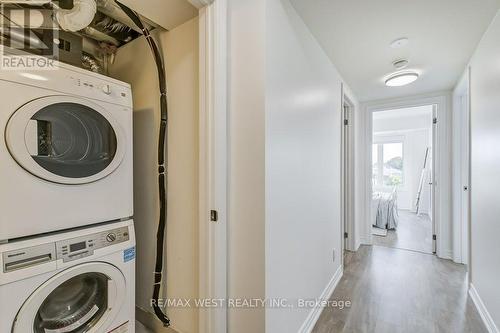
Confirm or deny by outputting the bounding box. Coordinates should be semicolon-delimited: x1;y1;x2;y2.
226;0;358;331
227;0;267;332
266;0;357;332
465;10;500;330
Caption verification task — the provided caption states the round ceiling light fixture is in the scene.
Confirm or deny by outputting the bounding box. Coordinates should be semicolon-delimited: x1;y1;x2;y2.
385;72;419;87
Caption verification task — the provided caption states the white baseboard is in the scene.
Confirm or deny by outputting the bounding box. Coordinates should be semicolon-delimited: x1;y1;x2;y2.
469;284;499;333
354;239;361;251
298;266;343;333
439;248;453;260
359;236;371;245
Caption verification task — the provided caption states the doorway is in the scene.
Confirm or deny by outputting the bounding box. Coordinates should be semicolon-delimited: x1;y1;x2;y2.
370;105;436;254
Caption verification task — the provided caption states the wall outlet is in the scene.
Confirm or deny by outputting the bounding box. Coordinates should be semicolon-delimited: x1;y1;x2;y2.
332;249;336;263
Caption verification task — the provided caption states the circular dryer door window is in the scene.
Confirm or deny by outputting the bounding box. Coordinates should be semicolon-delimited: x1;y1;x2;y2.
12;262;126;333
34;272;108;333
6;96;126;184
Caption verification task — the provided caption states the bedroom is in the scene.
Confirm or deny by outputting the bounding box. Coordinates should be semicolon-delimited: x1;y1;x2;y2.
371;105;434;254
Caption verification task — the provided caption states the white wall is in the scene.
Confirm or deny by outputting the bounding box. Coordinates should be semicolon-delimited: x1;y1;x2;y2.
227;0;266;332
373;108;433;212
109;18;200;333
464;10;500;330
265;0;356;332
226;0;357;331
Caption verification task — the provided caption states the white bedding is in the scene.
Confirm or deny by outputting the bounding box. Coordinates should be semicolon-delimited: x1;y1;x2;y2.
372;189;399;229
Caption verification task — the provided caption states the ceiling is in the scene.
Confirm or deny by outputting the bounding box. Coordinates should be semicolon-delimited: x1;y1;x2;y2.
121;0;198;30
289;0;500;102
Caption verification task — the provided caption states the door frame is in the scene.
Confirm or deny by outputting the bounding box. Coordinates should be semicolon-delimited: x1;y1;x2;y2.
364;93;450;258
199;1;228;333
341;87;356;257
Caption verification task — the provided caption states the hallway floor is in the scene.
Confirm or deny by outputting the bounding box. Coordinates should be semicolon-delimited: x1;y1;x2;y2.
312;246;486;333
373;210;433;254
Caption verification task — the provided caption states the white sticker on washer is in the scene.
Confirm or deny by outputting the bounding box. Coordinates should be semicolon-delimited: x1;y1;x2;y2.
108;321;129;333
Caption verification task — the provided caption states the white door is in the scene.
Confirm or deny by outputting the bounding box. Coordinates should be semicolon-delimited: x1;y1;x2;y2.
13;262;126;333
5;96;126;184
460;93;470;265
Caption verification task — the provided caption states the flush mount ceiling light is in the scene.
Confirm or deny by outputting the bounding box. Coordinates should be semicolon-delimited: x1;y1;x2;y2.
385;72;419;87
390;37;409;48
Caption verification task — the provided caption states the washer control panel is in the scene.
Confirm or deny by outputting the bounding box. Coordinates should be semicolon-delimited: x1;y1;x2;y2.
56;226;130;263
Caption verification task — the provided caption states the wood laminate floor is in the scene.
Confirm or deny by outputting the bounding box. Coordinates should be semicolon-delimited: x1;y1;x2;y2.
312;246;486;333
373;210;433;254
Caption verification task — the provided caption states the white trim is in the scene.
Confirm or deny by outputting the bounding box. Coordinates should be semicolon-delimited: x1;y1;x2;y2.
469;284;500;333
298;266;343;333
361;92;451;259
359;236;370;245
341;89;356;253
441;249;453;260
199;1;228;333
188;0;214;9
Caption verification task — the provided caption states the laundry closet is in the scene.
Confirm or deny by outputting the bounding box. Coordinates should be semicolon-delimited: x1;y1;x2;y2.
108;1;201;332
0;0;203;332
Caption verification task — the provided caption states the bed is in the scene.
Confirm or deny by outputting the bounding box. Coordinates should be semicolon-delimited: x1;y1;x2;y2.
372;187;399;229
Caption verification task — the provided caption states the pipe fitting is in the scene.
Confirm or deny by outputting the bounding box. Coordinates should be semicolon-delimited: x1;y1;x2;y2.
56;0;97;32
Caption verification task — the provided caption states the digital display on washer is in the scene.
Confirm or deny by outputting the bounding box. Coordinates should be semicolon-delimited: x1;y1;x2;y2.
69;241;86;252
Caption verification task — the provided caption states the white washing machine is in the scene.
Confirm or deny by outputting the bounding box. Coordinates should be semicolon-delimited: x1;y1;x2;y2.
0;219;136;333
0;49;133;240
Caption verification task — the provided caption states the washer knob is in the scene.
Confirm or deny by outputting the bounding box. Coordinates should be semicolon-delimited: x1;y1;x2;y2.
106;233;116;242
102;84;111;95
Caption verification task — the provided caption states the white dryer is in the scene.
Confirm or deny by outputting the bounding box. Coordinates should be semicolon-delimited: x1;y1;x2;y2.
0;219;136;333
0;49;133;240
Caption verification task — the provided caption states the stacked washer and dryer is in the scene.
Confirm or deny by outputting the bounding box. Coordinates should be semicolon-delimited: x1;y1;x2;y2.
0;50;136;333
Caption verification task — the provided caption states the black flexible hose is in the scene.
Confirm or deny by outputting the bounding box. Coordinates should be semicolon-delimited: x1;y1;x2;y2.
115;1;170;327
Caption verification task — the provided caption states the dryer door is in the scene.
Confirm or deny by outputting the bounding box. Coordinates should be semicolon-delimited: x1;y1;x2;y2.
6;96;126;184
13;262;126;333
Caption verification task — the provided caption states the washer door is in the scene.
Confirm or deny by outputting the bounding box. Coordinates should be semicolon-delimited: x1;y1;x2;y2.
13;262;126;333
6;96;126;184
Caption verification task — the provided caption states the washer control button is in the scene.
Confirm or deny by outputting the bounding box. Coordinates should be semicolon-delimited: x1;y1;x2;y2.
106;233;117;242
102;84;111;95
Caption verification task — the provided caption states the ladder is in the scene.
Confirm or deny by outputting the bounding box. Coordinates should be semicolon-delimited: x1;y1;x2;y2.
415;147;430;215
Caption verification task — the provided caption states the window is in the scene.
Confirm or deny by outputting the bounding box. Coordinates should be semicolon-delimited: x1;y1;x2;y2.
372;141;404;187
